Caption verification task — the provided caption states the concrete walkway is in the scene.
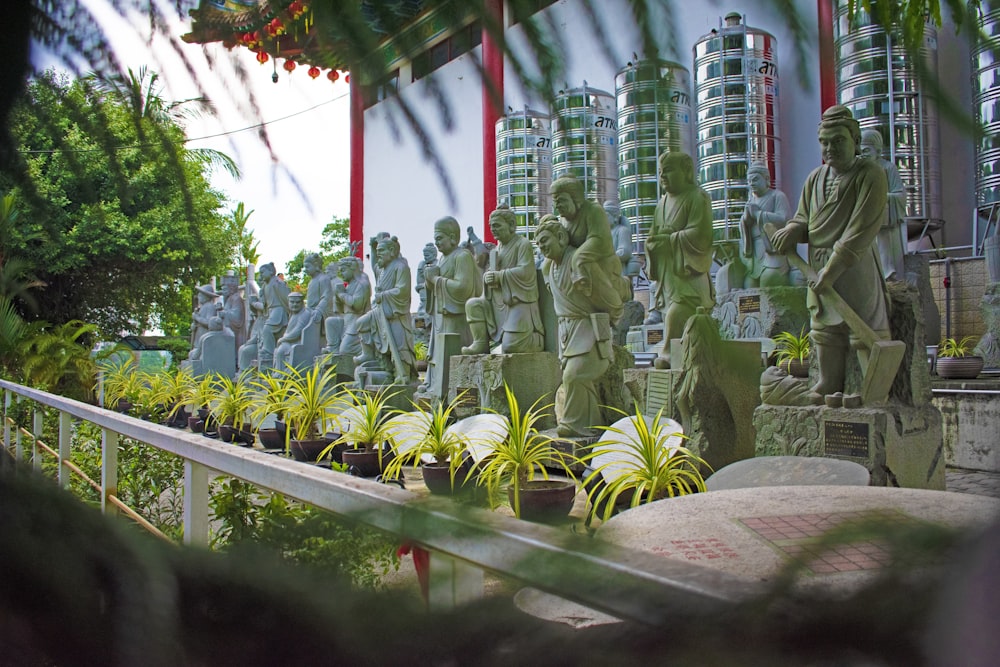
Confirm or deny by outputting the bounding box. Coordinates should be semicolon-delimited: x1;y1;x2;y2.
946;466;1000;499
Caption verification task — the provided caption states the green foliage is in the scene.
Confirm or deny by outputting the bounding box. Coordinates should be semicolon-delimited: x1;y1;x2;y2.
381;395;467;483
156;336;192;371
325;384;401;455
208;371;256;432
585;406;708;523
413;340;428;362
0;70;237;336
278;364;347;443
938;335;977;358
14;319;99;402
285;216;351;287
774;327;811;365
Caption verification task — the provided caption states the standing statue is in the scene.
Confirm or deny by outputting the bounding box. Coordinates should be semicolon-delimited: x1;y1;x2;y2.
189;284;221;355
304;253;335;331
272;292;313;372
353;235;417;384
739;163;792;288
549;174;627;320
536;219;615;438
255;262;290;371
462;206;545;355
219;272;246;351
415;242;437;322
771;105;890;402
421;217;482;392
860;129;907;281
325;256;372;356
604;200;641;283
645;152;715;369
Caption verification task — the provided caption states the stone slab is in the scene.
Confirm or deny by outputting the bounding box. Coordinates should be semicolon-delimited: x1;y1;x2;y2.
705;456;870;492
753;404;945;490
933;378;1000;473
448;352;561;429
713;286;809;341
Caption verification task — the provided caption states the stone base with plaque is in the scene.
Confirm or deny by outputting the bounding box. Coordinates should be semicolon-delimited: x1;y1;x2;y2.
752;403;944;489
448;352;562;429
714;286;809;342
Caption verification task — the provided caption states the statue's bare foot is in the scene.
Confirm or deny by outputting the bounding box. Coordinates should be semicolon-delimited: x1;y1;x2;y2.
653;355;671;370
461;341;490;355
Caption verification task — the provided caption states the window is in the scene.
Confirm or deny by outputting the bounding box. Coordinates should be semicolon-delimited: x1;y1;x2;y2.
411;22;482;81
362;69;399;109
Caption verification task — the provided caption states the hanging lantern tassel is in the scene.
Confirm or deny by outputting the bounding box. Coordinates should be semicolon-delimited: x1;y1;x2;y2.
283;59;297;73
308;66;321;79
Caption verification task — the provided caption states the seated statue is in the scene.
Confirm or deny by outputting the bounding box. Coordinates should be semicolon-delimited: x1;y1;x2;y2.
185;316;236;379
462;206;544;355
352;235;417;385
325;255;372;356
189;284;221;357
273;292;320;373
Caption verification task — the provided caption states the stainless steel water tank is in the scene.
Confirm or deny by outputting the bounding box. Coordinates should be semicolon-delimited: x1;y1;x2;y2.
693;12;781;239
616;59;693;250
834;0;942;224
495;108;552;239
550;85;618;205
973;2;1000;248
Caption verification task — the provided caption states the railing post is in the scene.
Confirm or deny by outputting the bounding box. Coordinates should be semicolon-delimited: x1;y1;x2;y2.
3;389;10;452
32;407;43;473
427;552;484;610
183;459;209;547
101;428;118;516
14;396;23;462
58;411;72;489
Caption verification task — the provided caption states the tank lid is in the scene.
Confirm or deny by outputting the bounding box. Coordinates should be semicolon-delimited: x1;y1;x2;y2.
725;12;743;26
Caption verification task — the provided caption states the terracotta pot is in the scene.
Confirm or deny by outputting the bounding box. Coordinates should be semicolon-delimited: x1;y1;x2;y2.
220;424;254;446
342;447;386;477
422;460;475;496
257;428;284;449
188;416;205;433
936;356;984;379
168;405;189;428
197;407;211;421
779;359;810;378
321;437;349;465
289;438;329;462
115;399;133;413
510;480;577;523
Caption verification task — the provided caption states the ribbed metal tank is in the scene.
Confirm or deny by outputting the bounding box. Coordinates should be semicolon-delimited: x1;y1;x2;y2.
615;59;694;250
693;12;781;239
495;108;552;239
973;2;1000;244
550;85;618;205
834;0;941;223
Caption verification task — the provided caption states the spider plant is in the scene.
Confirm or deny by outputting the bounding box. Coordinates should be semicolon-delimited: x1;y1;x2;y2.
584;404;709;523
208;371;257;434
774;327;811;365
938;336;977;358
101;357;143;411
380;394;468;487
248;369;291;430
281;364;345;443
146;366;195;425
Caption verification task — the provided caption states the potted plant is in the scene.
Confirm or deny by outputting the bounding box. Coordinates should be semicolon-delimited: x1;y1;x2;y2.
774;327;811;378
181;372;220;433
249;370;291;449
209;372;257;445
102;357;143;413
584;405;709;524
281;364;346;462
475;384;581;522
133;370;172;423
414;341;429;373
936;336;984;379
323;385;401;477
381;395;472;495
149;367;195;428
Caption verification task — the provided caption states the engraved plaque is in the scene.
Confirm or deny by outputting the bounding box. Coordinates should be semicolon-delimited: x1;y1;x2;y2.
644;370;673;419
738;294;761;314
454;387;479;411
823;420;870;459
645;327;664;346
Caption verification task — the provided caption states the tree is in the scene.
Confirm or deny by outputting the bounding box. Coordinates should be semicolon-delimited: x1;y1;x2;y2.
0;70;237;336
284;216;351;289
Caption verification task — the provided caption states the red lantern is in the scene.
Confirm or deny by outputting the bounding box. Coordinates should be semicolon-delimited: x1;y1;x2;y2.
327;69;339;82
308;66;321;79
256;51;269;64
344;73;350;83
283;59;297;73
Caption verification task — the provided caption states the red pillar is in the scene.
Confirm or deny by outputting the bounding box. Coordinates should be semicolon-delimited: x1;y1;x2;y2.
817;0;837;112
349;75;365;257
481;0;504;243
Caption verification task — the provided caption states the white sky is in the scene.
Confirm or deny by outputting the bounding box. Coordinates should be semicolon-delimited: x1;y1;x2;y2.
55;2;353;275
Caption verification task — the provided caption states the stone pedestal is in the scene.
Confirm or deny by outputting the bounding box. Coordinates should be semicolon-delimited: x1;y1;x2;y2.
974;283;1000;369
624;324;665;354
545;431;598;474
753;404;944;489
448;352;562;429
713;286;809;341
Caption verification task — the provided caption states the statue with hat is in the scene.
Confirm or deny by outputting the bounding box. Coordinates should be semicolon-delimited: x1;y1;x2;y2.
190;284;222;356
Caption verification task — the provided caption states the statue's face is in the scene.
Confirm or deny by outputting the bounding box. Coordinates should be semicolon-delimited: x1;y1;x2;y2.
376;242;396;268
553;192;578;220
338;262;355;281
305;258;321;276
604;204;619;220
260;266;274;282
747;172;768;196
859;140;879;161
288;297;304;313
423;245;437;262
535;228;564;261
222;282;236;297
489;217;515;244
819;126;857;172
660;160;690;194
434;229;457;255
197;292;210;304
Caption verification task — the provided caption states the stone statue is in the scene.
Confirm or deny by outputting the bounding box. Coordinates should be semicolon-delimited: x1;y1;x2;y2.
353;235;417;384
272;292;314;373
325;256;371;356
462;206;545;355
604;200;641;281
536;218;615;438
219;272;246;352
185;316;236;379
304;253;335;330
254;261;290;371
421;217;482;392
771;105;890;403
189;284;221;356
645;151;715;369
369;232;390;281
860;129;907;281
739;163;791;288
415;242;437;321
550;175;628;319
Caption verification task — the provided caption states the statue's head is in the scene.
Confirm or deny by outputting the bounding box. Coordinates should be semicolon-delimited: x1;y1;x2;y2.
259;262;276;282
658;151;695;194
535;216;569;262
338;255;361;280
859;128;884;162
288;291;304;312
433;217;461;255
818;105;861;171
422;242;437;262
195;284;218;303
304;253;323;276
746;163;771;195
376;236;400;268
221;271;239;297
488;206;518;244
603;200;620;221
550;175;585;220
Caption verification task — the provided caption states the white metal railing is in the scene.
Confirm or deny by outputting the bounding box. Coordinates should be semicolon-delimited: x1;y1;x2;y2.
0;378;761;622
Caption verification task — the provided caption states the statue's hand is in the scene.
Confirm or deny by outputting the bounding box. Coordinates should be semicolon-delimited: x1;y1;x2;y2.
483;270;498;287
374;291;383;305
811;268;833;294
746;202;760;218
770;224;803;254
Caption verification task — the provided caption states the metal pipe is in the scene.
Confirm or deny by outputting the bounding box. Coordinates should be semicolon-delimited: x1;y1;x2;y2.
945;256;952;339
